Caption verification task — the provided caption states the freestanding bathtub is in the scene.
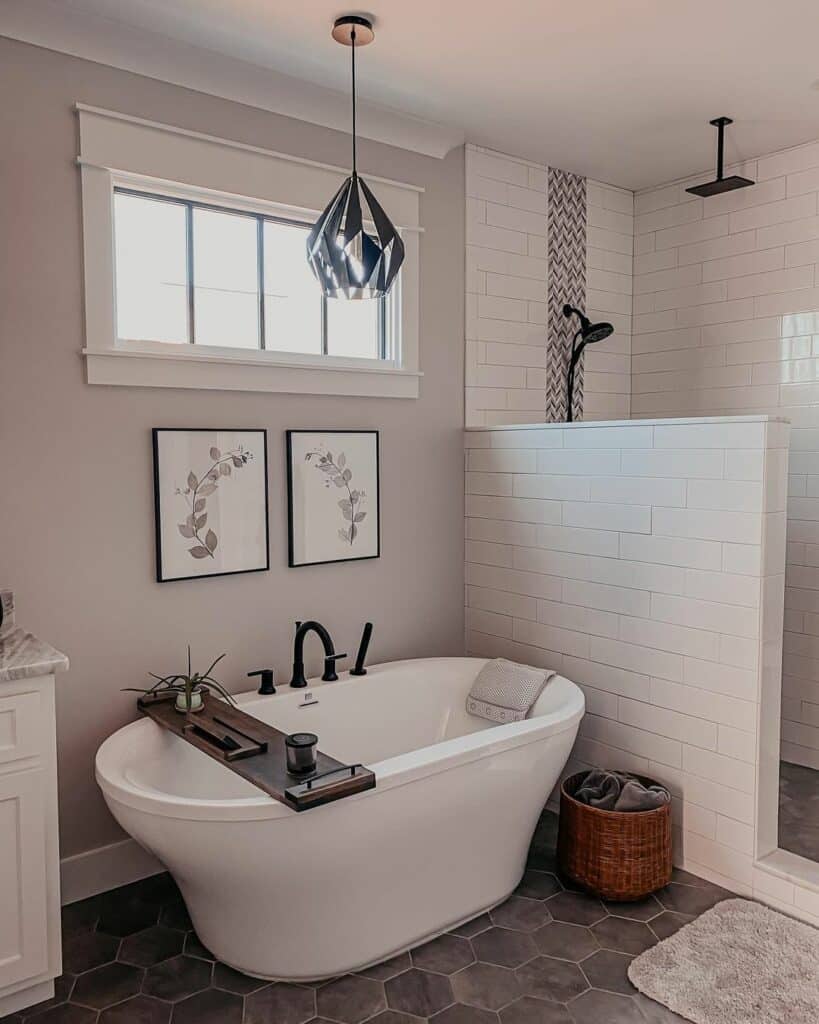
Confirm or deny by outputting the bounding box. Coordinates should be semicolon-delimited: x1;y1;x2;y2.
96;657;584;980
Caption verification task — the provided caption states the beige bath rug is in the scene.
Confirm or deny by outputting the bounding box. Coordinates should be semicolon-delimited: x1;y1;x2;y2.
628;898;819;1024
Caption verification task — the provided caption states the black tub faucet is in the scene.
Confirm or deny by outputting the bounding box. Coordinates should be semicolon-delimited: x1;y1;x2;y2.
290;620;347;688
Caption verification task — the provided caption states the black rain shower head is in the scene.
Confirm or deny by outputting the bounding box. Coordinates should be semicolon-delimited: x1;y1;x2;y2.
686;117;754;198
562;304;614;344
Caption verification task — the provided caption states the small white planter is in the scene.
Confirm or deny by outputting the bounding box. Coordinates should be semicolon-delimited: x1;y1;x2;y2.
175;689;205;713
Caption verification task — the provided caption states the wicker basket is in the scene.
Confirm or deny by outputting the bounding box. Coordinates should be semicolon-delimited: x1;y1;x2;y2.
557;771;672;901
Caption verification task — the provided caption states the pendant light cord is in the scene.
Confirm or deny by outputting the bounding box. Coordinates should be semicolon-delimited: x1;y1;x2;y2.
351;27;357;175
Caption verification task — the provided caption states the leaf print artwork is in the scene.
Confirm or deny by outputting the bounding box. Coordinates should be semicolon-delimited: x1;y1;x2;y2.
305;445;367;545
175;445;254;560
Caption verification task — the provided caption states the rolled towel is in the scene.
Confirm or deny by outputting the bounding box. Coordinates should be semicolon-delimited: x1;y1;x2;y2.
574;770;670;812
467;658;555;724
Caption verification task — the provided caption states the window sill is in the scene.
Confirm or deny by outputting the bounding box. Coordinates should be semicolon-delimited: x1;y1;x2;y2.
83;346;422;399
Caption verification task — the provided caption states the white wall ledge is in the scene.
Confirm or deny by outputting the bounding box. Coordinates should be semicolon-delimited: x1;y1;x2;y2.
465;414;790;431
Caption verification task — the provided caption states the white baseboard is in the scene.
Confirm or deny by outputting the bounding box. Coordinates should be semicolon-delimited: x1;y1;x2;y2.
60;838;164;905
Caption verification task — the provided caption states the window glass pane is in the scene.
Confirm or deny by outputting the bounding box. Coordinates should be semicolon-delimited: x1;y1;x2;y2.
115;193;188;343
193;208;259;348
326;298;382;359
263;221;321;354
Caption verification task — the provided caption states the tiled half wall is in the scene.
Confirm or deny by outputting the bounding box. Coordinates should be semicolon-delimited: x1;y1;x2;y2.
632;139;819;771
465;145;632;426
464;416;791;906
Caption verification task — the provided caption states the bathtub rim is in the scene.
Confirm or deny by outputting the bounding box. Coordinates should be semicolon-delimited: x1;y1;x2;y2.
96;656;585;823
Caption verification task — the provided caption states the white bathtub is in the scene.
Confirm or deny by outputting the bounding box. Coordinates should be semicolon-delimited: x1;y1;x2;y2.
96;657;583;980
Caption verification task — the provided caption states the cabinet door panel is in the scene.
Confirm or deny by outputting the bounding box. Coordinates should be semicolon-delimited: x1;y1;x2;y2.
0;691;42;765
0;772;48;989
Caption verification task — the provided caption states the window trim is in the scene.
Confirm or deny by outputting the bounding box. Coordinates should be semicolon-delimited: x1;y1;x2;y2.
78;105;421;399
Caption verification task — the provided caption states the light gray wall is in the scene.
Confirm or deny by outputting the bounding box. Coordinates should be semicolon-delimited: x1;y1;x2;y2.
0;37;465;859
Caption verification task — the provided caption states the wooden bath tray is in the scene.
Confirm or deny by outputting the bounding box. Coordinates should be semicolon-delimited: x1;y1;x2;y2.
137;692;376;811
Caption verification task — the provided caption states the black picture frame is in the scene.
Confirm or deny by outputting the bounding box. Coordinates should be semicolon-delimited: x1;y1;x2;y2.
152;428;270;583
286;430;381;568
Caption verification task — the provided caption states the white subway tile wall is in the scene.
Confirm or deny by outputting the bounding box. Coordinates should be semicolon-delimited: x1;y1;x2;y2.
633;140;819;773
464;416;788;897
466;145;632;425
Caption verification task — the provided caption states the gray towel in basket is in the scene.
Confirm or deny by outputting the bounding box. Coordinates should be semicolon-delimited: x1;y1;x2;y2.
575;769;670;812
467;658;555;724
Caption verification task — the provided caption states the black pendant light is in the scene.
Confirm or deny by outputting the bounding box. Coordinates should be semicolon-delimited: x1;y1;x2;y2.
306;15;405;300
686;117;755;197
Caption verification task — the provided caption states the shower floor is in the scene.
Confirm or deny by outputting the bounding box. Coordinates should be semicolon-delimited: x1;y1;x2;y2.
779;759;819;862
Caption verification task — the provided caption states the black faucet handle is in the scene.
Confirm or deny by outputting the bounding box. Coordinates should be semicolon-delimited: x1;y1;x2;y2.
321;652;347;683
247;669;276;695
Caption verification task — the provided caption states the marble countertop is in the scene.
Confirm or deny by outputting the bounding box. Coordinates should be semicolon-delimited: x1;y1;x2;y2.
0;625;69;682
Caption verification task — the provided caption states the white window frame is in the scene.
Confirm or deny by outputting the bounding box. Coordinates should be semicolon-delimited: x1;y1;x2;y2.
77;105;422;399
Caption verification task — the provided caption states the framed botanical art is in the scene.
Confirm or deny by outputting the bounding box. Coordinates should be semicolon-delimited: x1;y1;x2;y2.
286;430;380;568
152;428;269;582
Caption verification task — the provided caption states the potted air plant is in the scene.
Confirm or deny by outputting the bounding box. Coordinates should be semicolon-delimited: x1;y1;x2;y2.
123;647;237;713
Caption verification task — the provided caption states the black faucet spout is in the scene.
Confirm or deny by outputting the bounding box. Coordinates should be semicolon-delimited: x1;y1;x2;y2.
290;620;346;688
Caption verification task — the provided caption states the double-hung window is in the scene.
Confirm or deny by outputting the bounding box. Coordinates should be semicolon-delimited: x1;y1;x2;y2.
78;104;421;398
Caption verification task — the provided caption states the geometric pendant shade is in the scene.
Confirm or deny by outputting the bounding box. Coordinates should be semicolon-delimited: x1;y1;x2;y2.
306;14;404;300
306;172;405;299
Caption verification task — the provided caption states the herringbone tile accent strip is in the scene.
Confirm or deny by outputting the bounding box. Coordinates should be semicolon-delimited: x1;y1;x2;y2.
546;169;586;422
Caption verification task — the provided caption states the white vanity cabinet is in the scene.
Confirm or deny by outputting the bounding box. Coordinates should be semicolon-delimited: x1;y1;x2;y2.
0;609;67;1017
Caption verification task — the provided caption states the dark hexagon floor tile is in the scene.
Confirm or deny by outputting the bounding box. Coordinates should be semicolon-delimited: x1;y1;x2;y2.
71;962;143;1009
16;1007;96;1024
515;872;561;901
358;1015;421;1024
386;968;453;1017
171;988;243;1024
61;898;101;938
317;975;386;1023
246;983;315;1024
451;962;521;1011
655;883;728;916
142;955;211;1002
431;1003;499;1024
357;952;412;981
670;868;711;888
472;929;538;969
120;926;185;967
96;893;160;938
514;957;588;1003
450;914;492;939
122;874;179;909
532;923;598;963
545;894;605;928
61;928;120;974
412;935;475;974
490;898;551;933
567;989;644;1024
500;996;572;1024
182;933;214;961
526;815;559;872
632;993;687;1023
579;950;634;995
648;912;693;941
602;896;662;922
212;962;269;994
590;918;655;956
98;995;171;1024
160;901;192;932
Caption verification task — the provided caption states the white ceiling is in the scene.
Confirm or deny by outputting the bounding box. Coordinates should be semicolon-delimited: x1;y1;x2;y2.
36;1;819;188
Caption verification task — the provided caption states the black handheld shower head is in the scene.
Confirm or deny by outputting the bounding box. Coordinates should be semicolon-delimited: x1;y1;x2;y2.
562;304;614;422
